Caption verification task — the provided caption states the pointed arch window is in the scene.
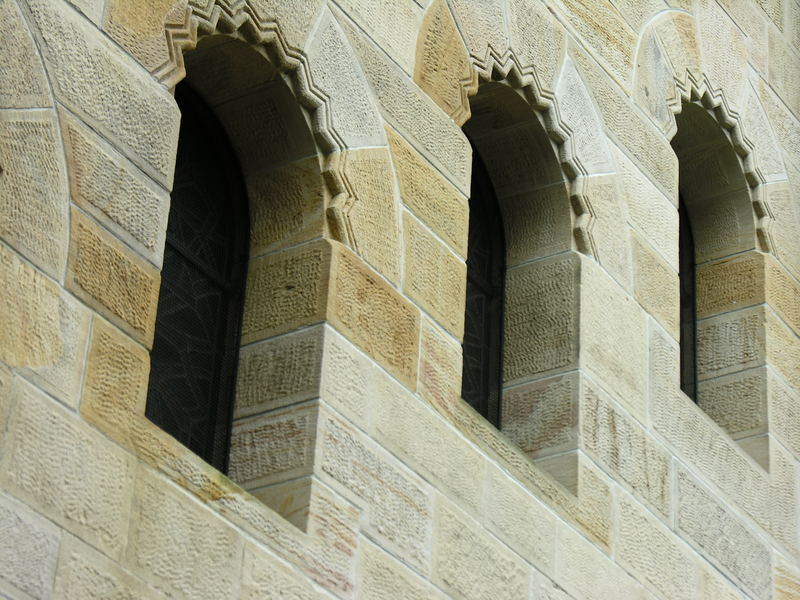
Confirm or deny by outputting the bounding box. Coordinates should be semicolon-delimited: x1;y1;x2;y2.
145;82;250;472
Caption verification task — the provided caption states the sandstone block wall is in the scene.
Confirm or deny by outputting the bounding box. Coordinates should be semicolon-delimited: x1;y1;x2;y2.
0;0;799;599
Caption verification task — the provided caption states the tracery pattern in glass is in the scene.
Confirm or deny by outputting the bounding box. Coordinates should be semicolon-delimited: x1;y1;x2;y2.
461;146;506;426
145;83;249;472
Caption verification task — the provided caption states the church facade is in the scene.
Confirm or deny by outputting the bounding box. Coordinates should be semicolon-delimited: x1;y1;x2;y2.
1;0;799;598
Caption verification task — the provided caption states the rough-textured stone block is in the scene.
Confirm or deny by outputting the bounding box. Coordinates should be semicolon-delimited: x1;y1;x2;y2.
328;243;420;389
768;29;800;119
358;540;447;600
580;257;648;419
582;383;671;516
319;326;373;429
432;499;529;600
508;0;565;94
386;126;468;257
414;0;474;122
655;12;701;83
769;372;800;460
502;184;573;267
229;403;318;490
449;0;508;61
765;255;800;336
634;29;679;130
54;535;167;600
63;113;169;265
581;175;632;290
742;85;787;183
0;0;50;108
697;368;767;438
0;109;68;278
126;466;244;600
403;212;466;338
696;306;766;380
25;0;180;183
82;316;149;445
1;378;136;559
417;316;462;409
504;253;580;383
67;209;160;347
502;372;579;459
247;0;326;54
775;554;800;600
632;232;679;337
250;475;316;531
676;469;771;599
241;240;331;345
697;252;763;319
696;1;748;110
241;541;327;600
763;182;800;281
235;326;324;419
766;309;800;390
319;412;432;572
0;492;60;600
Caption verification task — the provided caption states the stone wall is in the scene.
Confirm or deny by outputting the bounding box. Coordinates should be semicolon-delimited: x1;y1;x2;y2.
1;0;799;598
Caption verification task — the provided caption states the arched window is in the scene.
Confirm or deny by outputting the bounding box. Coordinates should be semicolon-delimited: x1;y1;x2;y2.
145;82;250;472
461;143;506;427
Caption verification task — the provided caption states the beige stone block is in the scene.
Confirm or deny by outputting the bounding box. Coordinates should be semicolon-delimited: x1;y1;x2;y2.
766;254;800;336
616;494;699;600
485;467;557;575
742;84;787;183
504;253;580;383
448;0;508;61
697;1;749;110
63;113;169;265
769;371;800;460
358;539;447;600
0;492;60;600
251;476;314;532
341;148;402;284
0;0;50;108
581;175;632;290
319;326;373;429
775;554;800;600
403;212;466;338
696;252;764;319
67;0;105;25
235;326;324;419
372;367;485;514
241;240;331;345
768;28;800;118
676;468;772;599
241;541;328;600
655;12;701;83
67;209;160;347
1;378;136;559
764;182;800;281
502;372;579;459
328;243;420;389
697;306;766;380
685;191;755;264
54;534;167;600
248;0;326;53
342;18;471;193
432;499;529;600
534;452;578;495
698;565;747;600
581;382;671;516
414;0;474;123
632;232;679;337
580;257;648;419
229;402;318;490
757;79;800;172
0;109;69;278
508;0;566;95
126;466;244;600
555;522;647;600
81;316;149;445
318;411;433;572
530;569;578;600
766;309;800;390
634;29;676;132
697;368;767;438
386;127;468;258
0;364;11;446
417;316;462;410
25;0;180;183
502;184;573;267
248;156;325;258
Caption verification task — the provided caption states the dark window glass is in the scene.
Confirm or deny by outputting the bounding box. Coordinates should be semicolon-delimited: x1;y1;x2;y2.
679;198;697;401
461;145;506;426
145;83;250;472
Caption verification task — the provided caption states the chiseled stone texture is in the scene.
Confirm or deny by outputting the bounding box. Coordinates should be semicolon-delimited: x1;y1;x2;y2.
696;306;766;381
507;0;566;94
432;499;530;600
632;231;679;337
0;0;50;108
0;378;136;560
241;542;330;600
0;492;60;600
126;466;244;600
358;540;447;600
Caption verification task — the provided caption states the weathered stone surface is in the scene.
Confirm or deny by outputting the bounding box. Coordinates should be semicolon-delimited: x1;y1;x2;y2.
0;492;60;600
229;403;318;489
742;85;787;183
530;569;578;600
508;0;565;94
765;253;800;335
235;326;324;419
67;209;160;347
582;382;671;516
67;0;105;25
319;411;433;571
502;372;579;459
63;113;169;265
766;309;800;390
250;476;314;531
417;316;462;409
25;0;180;183
449;0;507;61
358;539;447;600
676;469;771;599
502;184;573;267
0;0;50;108
768;28;800;119
403;211;466;338
319;326;373;429
414;0;474;123
54;535;167;600
432;499;529;600
342;148;402;284
775;554;800;600
504;253;580;383
328;243;420;389
632;232;679;337
655;12;701;83
386;126;468;256
698;368;767;438
0;365;11;447
1;378;136;559
770;371;800;460
696;306;765;380
249;0;326;53
126;466;244;600
241;541;327;600
697;1;748;110
634;29;675;131
582;176;632;290
0;109;69;278
764;182;800;281
696;252;763;319
241;240;331;345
